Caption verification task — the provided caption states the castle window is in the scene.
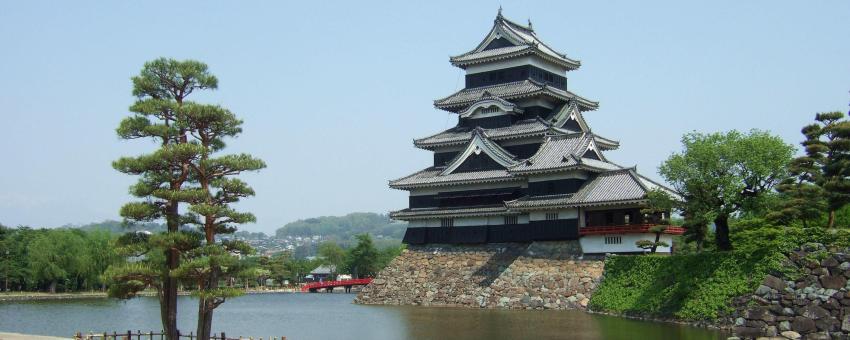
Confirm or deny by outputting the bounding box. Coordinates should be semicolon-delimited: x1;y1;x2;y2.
440;218;454;228
545;213;559;221
624;214;631;224
479;106;500;114
604;236;622;245
504;215;518;225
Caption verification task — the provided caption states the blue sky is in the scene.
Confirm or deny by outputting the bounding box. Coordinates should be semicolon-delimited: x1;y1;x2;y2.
1;1;848;233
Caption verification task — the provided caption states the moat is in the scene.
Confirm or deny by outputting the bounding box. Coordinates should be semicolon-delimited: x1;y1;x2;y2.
0;293;726;339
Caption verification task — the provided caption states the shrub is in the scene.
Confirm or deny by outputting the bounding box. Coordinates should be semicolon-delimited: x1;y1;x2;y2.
588;250;784;321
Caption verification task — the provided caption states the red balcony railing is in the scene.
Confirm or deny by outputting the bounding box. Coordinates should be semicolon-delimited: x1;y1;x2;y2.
580;224;685;236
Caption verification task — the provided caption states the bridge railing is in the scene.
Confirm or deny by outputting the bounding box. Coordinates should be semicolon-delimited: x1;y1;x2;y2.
300;278;372;291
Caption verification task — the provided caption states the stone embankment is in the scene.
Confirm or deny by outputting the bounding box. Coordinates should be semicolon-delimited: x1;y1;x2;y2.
732;244;850;340
355;241;604;310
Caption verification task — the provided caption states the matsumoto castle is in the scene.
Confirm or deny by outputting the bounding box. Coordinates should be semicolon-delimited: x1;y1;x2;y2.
389;10;684;254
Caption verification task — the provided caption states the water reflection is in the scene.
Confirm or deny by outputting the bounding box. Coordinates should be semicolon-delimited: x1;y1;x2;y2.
0;293;725;340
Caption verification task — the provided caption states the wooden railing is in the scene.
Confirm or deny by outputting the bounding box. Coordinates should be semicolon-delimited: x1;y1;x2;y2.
73;330;285;340
580;224;686;235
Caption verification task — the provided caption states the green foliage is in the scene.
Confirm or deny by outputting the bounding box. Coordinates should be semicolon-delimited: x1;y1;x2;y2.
730;218;850;253
589;250;783;321
659;129;795;250
317;242;346;273
774;111;850;228
0;226;122;292
345;234;380;278
275;212;406;242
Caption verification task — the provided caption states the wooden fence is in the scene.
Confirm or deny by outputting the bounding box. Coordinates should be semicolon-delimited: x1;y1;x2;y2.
73;330;285;340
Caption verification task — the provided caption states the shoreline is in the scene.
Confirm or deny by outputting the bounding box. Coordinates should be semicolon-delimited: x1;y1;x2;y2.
0;332;69;340
0;289;301;302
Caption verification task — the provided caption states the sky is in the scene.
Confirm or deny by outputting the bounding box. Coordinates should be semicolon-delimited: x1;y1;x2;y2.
0;1;848;234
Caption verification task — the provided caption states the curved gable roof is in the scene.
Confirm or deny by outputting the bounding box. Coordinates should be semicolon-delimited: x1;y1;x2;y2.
450;10;581;70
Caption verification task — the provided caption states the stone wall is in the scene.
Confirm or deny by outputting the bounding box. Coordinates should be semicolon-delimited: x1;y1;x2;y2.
733;244;850;340
355;241;604;310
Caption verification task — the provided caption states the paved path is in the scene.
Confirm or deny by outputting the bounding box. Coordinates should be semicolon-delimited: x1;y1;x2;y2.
0;332;69;340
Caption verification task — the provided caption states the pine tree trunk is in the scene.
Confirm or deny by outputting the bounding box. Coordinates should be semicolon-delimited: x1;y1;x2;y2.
196;270;219;340
49;280;56;294
650;232;661;253
828;210;835;228
714;215;733;251
162;207;180;340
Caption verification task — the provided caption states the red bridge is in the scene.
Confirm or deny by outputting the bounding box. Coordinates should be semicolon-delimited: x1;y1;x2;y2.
301;278;373;293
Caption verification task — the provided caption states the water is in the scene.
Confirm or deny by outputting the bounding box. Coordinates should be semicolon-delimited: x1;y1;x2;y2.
0;293;726;339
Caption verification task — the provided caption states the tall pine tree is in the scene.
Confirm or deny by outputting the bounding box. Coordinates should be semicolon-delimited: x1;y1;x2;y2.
178;103;265;339
111;59;216;340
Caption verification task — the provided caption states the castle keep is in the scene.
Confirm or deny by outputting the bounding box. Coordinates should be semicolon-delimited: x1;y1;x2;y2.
389;10;682;254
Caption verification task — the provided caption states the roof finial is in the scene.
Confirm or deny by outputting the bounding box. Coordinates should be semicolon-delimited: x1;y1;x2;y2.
528;18;533;30
497;6;503;18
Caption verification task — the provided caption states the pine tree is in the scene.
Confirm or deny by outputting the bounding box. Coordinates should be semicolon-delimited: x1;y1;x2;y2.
797;111;850;228
111;58;216;340
178;103;265;339
768;155;827;227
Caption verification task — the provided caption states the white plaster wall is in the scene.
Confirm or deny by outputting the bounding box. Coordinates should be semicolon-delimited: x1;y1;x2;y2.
529;209;578;221
580;234;673;254
465;55;567;75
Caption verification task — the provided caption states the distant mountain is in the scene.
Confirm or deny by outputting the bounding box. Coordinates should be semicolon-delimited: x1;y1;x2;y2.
275;212;406;241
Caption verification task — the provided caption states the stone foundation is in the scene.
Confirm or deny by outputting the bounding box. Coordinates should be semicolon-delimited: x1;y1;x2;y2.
355;241;604;310
732;244;850;339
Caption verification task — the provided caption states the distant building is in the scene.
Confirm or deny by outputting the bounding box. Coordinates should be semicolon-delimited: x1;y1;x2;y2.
307;265;336;281
389;10;684;254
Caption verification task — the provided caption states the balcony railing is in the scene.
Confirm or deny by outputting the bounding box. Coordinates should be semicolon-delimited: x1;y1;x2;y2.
580;224;685;236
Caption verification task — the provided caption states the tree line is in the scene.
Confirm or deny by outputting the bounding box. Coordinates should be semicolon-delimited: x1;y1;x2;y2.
0;226;120;293
649;108;850;253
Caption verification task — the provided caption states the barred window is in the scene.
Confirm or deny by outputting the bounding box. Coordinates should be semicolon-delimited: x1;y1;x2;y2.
504;215;518;225
545;213;559;221
604;236;622;245
480;107;500;114
440;218;454;228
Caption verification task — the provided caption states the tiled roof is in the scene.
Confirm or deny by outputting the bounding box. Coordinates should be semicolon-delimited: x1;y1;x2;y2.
414;118;554;149
450;13;581;70
388;167;520;189
440;129;518;175
507;133;619;174
451;45;530;63
390;206;512;220
505;169;655;210
414;109;618;151
433;80;598;113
